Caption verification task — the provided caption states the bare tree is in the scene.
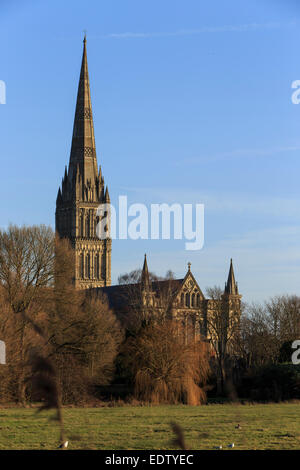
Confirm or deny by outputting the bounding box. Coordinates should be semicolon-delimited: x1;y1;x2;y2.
0;225;55;314
47;238;123;403
0;225;55;403
117;269;158;331
205;286;241;394
117;268;180;333
240;295;300;367
240;303;280;367
0;290;49;403
127;320;210;405
265;295;300;344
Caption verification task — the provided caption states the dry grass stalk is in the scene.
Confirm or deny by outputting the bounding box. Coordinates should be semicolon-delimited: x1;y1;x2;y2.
170;422;188;450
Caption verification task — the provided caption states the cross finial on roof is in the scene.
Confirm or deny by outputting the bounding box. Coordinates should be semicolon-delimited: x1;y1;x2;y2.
187;262;191;271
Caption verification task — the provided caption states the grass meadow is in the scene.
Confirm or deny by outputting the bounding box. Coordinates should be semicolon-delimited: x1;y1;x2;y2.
0;403;299;450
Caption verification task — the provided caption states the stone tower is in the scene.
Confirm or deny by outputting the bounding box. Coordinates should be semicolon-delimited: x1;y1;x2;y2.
56;36;111;289
222;258;242;346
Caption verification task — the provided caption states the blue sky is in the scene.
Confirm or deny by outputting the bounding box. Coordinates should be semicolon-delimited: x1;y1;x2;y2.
0;0;300;302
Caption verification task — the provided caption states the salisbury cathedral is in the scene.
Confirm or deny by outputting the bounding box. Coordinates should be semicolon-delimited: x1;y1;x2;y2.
56;37;242;338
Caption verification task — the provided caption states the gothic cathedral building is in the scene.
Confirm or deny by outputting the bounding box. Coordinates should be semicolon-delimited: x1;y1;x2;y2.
56;38;242;340
56;37;111;289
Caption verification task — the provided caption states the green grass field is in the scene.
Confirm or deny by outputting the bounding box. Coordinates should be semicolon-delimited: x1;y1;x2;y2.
0;403;299;450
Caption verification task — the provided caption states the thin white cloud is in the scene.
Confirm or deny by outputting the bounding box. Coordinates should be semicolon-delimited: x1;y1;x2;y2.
119;186;300;218
104;21;295;39
180;145;300;165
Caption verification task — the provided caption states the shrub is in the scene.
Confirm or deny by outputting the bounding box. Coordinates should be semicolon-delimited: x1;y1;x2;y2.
238;363;300;402
126;320;211;405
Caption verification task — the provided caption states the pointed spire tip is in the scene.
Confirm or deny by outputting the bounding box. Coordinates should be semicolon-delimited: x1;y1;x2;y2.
141;253;150;287
225;258;238;295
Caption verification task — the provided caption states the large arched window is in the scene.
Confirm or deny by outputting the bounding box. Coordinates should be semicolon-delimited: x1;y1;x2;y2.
101;252;106;278
95;254;99;279
181;293;185;306
85;254;90;279
80;214;84;237
86;215;90;238
185;293;190;307
191;293;195;307
90;210;94;236
80;253;84;279
196;293;200;307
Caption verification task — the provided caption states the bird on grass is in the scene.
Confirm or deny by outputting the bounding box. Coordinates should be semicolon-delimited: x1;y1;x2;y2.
228;443;235;448
58;441;69;449
235;424;241;429
214;445;222;450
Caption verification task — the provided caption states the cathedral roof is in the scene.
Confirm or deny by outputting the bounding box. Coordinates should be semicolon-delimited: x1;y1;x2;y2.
93;278;184;312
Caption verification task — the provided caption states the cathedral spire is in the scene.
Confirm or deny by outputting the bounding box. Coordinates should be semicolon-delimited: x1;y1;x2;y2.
224;258;239;295
68;35;98;185
141;254;150;288
56;38;111;288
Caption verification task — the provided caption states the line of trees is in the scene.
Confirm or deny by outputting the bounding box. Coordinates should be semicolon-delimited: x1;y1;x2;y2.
0;225;211;406
0;224;299;406
0;225;122;405
204;288;300;398
239;296;300;365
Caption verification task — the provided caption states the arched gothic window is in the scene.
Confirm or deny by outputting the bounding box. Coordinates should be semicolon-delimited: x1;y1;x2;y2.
80;253;84;279
101;252;106;278
85;253;90;278
95;254;99;279
80;215;84;237
86;215;90;238
91;212;95;237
